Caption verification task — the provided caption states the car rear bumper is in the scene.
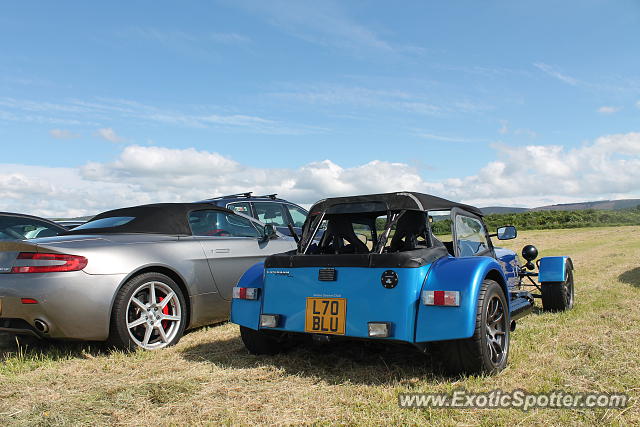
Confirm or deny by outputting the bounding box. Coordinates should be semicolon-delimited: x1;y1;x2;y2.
0;271;126;340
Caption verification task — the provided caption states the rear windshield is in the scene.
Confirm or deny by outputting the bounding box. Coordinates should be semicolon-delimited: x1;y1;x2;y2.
303;210;431;255
72;216;135;231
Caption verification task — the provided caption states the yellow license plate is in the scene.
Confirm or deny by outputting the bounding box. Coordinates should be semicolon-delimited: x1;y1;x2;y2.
305;297;346;335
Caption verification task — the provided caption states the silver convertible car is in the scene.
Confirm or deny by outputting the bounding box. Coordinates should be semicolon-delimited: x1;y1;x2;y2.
0;203;296;349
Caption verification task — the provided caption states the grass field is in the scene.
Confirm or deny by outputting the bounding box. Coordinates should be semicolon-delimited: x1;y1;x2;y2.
1;226;639;425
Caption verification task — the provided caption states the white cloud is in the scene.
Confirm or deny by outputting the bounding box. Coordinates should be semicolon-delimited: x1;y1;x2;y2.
234;0;423;56
209;32;251;44
498;120;509;134
513;128;538;139
2;132;639;217
416;132;485;143
0;97;316;135
96;127;125;143
126;27;251;46
268;83;490;117
49;129;80;139
533;62;579;86
497;121;537;139
598;106;621;114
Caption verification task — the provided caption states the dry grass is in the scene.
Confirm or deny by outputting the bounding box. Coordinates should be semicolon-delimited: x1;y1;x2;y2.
1;226;639;425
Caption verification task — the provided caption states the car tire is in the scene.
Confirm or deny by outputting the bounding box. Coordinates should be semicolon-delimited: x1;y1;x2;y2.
240;326;284;355
432;279;510;375
109;272;187;351
541;268;574;312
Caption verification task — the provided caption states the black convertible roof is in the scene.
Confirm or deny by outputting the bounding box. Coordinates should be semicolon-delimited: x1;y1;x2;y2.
308;192;483;217
63;203;232;236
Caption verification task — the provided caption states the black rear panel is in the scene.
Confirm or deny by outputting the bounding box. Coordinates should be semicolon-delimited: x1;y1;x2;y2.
265;246;449;269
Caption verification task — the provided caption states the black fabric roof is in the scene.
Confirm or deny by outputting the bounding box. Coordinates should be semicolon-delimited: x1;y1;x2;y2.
307;192;483;217
63;203;231;236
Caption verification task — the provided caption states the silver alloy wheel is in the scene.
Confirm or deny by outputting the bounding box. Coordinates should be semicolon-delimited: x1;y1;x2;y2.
485;295;507;366
126;281;182;350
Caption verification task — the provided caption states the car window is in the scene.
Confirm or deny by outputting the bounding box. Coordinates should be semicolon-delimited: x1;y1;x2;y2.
455;215;489;256
72;216;135;231
285;204;307;227
253;202;288;227
429;211;453;243
0;216;64;240
189;210;260;238
227;202;252;216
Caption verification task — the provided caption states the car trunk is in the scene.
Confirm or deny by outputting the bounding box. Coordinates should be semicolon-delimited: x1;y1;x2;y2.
260;248;447;342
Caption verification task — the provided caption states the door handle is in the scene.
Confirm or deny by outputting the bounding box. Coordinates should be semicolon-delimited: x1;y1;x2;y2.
214;248;230;253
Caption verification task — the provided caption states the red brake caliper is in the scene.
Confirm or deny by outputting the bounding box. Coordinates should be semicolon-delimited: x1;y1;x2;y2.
159;296;169;330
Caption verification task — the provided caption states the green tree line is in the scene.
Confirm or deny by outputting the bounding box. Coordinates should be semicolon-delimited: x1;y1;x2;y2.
370;205;640;233
483;206;640;231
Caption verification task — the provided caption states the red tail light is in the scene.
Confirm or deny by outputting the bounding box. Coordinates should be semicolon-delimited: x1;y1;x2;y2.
232;287;259;300
11;252;88;273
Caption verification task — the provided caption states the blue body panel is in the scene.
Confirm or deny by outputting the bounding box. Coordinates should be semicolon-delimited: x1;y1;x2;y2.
538;256;572;282
414;256;509;342
494;248;520;289
232;254;512;344
230;262;265;330
259;265;431;342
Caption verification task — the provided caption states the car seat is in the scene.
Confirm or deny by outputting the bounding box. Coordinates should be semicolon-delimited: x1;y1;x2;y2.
388;211;428;252
319;217;369;254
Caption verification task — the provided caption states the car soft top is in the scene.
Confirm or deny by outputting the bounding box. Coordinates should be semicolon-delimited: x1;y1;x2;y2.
307;192;483;217
63;203;233;236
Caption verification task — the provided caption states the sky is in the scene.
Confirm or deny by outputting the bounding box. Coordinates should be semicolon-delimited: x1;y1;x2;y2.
1;0;639;217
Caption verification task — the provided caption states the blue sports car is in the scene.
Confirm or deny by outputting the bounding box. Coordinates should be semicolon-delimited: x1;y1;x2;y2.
230;192;574;375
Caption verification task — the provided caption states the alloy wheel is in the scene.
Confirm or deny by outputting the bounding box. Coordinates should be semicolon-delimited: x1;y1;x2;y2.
485;295;508;366
126;281;182;350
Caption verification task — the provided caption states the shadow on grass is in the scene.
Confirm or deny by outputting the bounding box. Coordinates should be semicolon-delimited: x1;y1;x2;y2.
0;321;227;362
0;333;109;362
180;334;452;386
618;267;640;288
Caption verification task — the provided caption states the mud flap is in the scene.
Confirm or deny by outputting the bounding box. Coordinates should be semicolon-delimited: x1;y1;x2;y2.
538;256;573;283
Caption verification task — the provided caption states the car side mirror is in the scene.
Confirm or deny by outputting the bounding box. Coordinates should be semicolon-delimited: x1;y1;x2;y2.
262;223;278;240
496;225;517;240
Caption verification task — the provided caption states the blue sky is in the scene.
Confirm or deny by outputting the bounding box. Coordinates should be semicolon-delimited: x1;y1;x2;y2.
1;1;639;216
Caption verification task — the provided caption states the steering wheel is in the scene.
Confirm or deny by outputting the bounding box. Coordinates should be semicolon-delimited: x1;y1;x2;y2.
205;229;231;236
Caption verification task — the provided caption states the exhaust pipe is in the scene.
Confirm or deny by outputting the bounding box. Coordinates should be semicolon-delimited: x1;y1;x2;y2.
34;319;49;334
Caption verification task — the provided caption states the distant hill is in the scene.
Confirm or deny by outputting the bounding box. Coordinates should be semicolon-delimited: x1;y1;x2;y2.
481;198;640;215
50;215;94;221
533;199;640;211
480;206;530;215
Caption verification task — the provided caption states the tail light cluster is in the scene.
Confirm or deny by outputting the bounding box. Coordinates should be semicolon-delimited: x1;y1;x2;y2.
11;252;88;274
422;290;460;307
232;287;260;300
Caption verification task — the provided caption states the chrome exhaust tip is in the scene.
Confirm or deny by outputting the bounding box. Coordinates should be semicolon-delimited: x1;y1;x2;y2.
34;319;49;334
